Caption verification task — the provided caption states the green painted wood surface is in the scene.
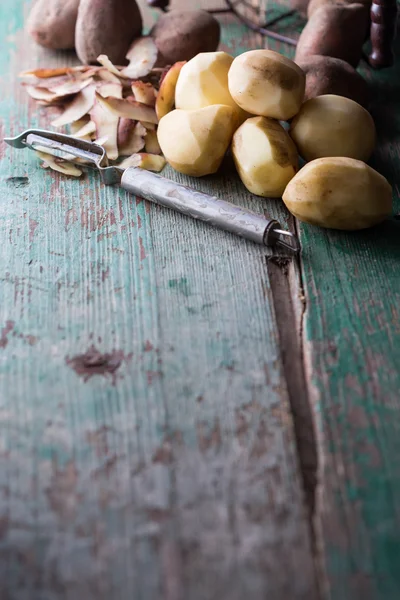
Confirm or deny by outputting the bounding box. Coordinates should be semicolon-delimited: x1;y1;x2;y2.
300;40;400;600
1;0;400;598
0;1;317;599
260;17;400;600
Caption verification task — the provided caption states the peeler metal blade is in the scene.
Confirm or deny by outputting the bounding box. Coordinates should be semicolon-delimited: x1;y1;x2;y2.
5;129;123;185
5;129;300;253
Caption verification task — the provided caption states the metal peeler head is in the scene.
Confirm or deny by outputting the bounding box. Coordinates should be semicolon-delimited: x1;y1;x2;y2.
4;129;122;185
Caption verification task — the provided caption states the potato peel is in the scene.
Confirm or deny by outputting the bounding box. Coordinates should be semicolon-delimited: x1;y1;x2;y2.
72;119;97;139
47;76;94;96
97;54;124;77
144;130;161;155
35;150;83;177
51;84;96;127
155;61;186;120
95;67;122;84
90;83;123;160
95;93;158;124
131;81;156;106
119;153;166;172
121;37;158;79
118;119;146;156
20;66;91;79
25;85;61;103
21;57;168;177
70;116;90;134
139;121;156;131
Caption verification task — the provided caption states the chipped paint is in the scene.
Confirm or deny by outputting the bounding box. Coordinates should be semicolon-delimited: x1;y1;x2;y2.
66;345;131;384
0;320;14;348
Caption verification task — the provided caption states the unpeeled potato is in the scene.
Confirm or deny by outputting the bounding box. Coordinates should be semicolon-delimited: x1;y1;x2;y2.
228;49;305;120
150;10;220;66
232;117;298;197
289;94;376;162
294;4;369;68
282;157;392;230
295;55;369;107
157;104;237;177
75;0;143;65
27;0;80;50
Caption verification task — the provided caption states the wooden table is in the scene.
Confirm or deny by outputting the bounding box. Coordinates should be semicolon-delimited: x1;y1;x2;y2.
0;1;399;598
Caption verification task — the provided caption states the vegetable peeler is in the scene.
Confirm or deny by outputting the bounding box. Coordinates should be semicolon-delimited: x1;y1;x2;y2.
5;129;300;253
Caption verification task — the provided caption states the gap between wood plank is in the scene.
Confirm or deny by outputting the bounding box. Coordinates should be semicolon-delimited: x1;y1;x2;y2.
266;233;323;597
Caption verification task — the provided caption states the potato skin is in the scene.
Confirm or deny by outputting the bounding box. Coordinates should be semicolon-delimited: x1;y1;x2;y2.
27;0;80;50
289;95;376;162
282;157;392;230
296;55;369;107
228;49;305;121
150;10;220;67
307;0;372;17
295;4;370;68
75;0;143;65
232;117;298;197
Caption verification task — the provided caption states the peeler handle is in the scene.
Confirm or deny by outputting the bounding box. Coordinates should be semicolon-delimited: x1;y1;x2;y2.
121;167;280;247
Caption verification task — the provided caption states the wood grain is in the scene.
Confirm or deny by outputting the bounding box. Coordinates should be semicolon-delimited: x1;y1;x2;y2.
300;30;400;600
0;1;317;599
261;19;400;600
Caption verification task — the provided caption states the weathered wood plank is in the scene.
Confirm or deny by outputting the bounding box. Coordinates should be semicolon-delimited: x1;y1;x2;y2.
0;1;317;598
298;33;400;600
259;17;400;598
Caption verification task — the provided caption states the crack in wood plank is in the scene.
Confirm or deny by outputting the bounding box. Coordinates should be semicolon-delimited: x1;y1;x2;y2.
267;249;323;597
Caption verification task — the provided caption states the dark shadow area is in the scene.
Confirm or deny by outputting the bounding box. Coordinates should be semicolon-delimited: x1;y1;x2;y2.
267;256;319;519
363;19;400;151
313;218;400;260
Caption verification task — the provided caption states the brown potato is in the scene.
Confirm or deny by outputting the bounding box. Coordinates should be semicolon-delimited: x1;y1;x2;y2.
282;157;392;230
289;95;376;162
150;10;220;67
75;0;143;65
307;0;372;17
27;0;80;50
296;55;369;107
295;4;370;68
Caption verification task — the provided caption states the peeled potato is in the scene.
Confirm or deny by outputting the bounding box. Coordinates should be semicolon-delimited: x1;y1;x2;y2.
282;157;392;230
232;117;298;197
157;104;236;177
228;49;306;120
289;94;376;162
174;51;247;125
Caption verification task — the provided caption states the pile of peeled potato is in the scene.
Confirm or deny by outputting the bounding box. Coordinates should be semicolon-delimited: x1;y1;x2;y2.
157;49;392;231
24;0;392;232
